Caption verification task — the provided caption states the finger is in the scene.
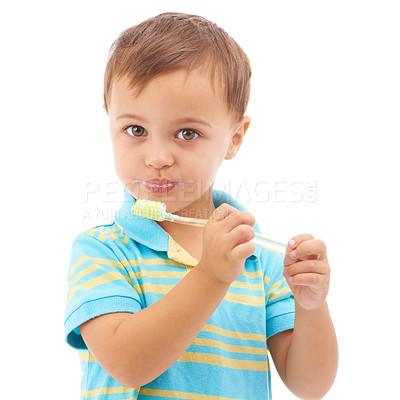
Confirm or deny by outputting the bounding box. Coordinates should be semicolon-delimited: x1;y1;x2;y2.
286;272;324;289
294;239;327;261
284;234;315;266
210;203;237;222
223;210;255;232
212;205;255;232
210;204;255;227
232;241;256;261
228;224;255;248
287;233;314;250
284;259;329;278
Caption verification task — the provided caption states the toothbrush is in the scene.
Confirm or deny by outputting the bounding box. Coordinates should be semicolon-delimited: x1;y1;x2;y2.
131;199;287;254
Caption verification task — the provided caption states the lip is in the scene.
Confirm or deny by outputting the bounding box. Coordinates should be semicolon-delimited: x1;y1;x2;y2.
146;179;175;185
143;179;177;193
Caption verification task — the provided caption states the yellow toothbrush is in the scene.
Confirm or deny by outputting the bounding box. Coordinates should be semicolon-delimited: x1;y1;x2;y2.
131;199;287;254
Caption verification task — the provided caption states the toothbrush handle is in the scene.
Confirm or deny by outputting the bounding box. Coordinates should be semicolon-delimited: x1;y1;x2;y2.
251;233;287;253
168;216;209;227
169;215;287;253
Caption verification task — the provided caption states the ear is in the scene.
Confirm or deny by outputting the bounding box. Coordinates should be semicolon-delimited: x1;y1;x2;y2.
224;116;251;160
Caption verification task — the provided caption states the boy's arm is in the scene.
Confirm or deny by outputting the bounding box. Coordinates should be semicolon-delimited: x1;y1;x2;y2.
268;234;338;399
80;204;256;388
80;265;231;388
268;303;338;399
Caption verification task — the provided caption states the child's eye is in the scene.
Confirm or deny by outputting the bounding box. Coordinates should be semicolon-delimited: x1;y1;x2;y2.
176;128;200;141
125;125;147;137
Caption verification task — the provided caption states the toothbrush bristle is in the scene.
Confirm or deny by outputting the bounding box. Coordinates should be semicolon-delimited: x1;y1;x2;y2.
131;199;166;221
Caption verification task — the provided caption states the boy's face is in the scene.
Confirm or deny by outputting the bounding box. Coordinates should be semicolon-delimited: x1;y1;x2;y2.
108;69;250;216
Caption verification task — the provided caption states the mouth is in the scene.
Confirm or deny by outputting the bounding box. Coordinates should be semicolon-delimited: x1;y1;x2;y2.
131;179;186;193
146;178;175;186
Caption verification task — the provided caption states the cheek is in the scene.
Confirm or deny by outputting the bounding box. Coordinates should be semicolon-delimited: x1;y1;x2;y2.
113;136;139;160
112;143;139;178
190;148;224;181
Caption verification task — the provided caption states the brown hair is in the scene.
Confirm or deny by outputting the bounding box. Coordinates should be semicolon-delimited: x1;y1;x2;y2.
103;12;251;122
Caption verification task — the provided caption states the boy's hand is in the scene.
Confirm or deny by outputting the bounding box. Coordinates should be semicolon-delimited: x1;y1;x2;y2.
198;203;256;284
283;234;330;311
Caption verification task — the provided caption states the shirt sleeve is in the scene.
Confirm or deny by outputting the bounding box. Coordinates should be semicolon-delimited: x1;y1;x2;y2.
64;230;143;350
262;250;295;340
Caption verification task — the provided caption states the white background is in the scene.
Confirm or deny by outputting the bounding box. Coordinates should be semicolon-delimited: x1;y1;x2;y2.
1;0;399;398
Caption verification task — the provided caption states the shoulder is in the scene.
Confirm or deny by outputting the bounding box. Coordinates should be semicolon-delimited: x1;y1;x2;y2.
71;221;136;253
73;222;130;245
69;222;140;268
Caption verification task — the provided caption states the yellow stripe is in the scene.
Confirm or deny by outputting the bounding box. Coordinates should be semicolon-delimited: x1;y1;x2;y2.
68;263;102;285
98;227;121;242
105;231;130;243
265;277;286;296
131;282;143;295
79;351;96;362
242;269;262;279
86;226;108;237
269;285;292;301
192;337;266;355
223;291;264;307
68;256;129;278
101;226;120;235
230;280;263;291
68;255;92;277
203;324;266;342
121;235;130;243
143;281;175;295
108;232;124;241
139;388;243;400
81;386;139;397
263;275;271;285
178;351;268;371
66;271;131;305
127;257;187;268
132;268;185;280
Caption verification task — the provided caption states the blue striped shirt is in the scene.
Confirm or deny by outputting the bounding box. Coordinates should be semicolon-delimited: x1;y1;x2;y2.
65;189;295;399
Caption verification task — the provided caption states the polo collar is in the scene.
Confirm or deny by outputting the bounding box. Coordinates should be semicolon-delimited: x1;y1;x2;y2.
115;188;261;260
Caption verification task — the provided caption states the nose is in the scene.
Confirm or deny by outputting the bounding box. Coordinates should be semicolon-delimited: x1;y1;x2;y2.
144;137;175;170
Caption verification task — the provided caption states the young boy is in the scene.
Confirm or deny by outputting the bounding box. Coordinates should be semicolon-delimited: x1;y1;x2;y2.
65;12;338;400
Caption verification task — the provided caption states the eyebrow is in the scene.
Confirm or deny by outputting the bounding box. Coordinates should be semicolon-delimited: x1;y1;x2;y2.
116;113;212;128
176;118;212;129
116;113;149;122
